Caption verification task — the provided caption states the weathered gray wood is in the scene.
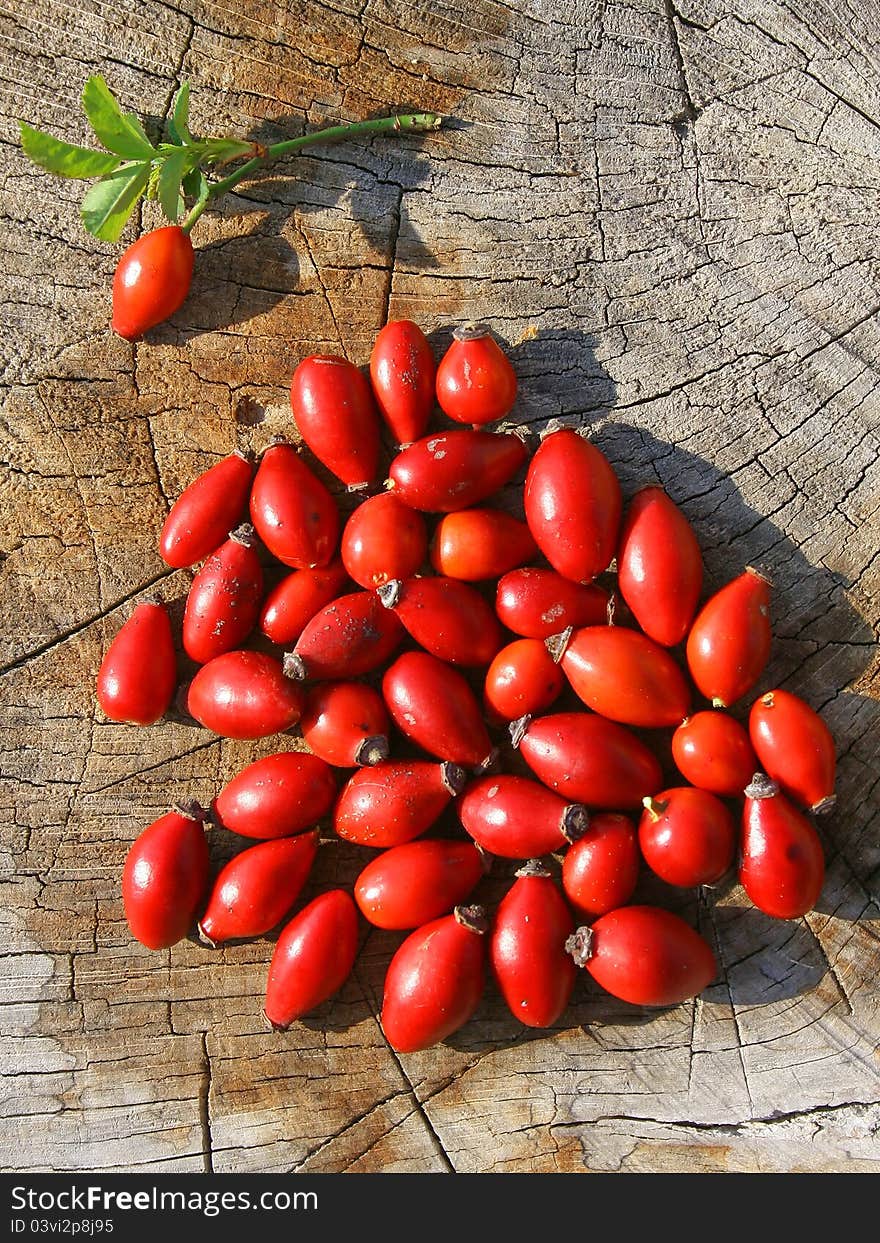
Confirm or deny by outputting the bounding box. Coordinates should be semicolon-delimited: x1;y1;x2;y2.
1;0;878;1173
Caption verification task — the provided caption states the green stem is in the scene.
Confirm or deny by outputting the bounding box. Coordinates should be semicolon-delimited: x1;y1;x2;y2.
181;111;442;234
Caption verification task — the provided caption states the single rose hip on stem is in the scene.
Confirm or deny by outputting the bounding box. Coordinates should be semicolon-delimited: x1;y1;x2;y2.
111;225;194;341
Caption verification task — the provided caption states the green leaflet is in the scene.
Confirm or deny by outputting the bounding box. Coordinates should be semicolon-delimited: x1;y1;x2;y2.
158;147;200;222
168;82;193;145
19;122;121;179
82;75;155;159
81;162;150;242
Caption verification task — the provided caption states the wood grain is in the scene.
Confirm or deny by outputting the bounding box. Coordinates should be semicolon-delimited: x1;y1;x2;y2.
1;0;878;1173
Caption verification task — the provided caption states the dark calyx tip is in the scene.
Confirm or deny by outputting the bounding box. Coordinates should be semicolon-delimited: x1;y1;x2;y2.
475;748;501;775
561;804;590;843
262;1008;289;1033
229;522;257;546
172;799;207;823
355;734;390;766
452;321;492;342
515;858;552;880
812;794;837;815
454;904;489;935
197;922;217;949
744;772;779;800
474;842;493;874
745;564;773;586
377;579;403;609
441;762;468;796
565;925;595;968
234;448;256;463
268;434;293;448
145;593;166;608
545;625;574;663
282;652;309;682
346;479;372;494
508;714;532;749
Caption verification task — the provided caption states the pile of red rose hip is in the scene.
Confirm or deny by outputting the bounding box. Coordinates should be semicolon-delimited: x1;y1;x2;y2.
97;320;836;1052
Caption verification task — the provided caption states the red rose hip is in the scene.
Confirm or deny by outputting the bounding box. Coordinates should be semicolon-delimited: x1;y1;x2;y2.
186;651;305;739
639;787;736;888
671;711;757;798
484;638;565;723
388;430;528;512
182;524;264;664
300;681;390;767
617;486;703;647
97;599;177;726
369;319;436;445
686;567;772;708
749;689;836;813
264;889;360;1029
378;576;503;667
561;813;640;920
382;651;495;767
435;323;518;426
560;625;691;728
354;839;485;929
122;802;210;950
159;450;255;569
740;773;825;919
430;508;537;581
259;560;350;646
458;775;589;859
211;752;337;840
334;760;466;848
290;354;380;488
341;493;427;589
289;591;404;682
111;225;194;341
249;441;339;569
199;831;319;945
496;567;611;638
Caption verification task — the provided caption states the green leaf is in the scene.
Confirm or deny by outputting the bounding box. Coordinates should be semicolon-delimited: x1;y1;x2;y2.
82;75;155;159
168;82;193;145
158;148;195;222
19;121;121;179
80;162;150;241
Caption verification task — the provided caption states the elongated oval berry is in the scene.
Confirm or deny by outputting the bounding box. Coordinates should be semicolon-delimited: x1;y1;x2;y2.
430;508;537;581
97;599;177;726
740;773;825;919
249;441;339;569
484;638;565;723
301;681;390;767
524;429;621;583
290;591;404;682
334;760;466;848
560;625;691;728
381;905;488;1052
496;567;610;638
617;486;703;647
491;861;576;1027
182;525;264;664
749;689;836;813
341;493;427;589
639;787;736;887
369;319;436;445
561;813;640;920
264;889;360;1029
198;831;319;945
566;906;716;1006
159;450;255;569
378;576;503;667
672;711;757;798
355;839;485;929
458;775;589;859
122;802;210;950
435;323;518;426
211;752;337;840
686;567;772;708
382;651;495;767
111;225;194;341
186;651;305;739
513;712;663;810
290;355;380;488
388;430;528;512
259;560;350;646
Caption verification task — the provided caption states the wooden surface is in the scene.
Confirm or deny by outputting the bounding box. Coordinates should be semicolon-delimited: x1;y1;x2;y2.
2;0;879;1174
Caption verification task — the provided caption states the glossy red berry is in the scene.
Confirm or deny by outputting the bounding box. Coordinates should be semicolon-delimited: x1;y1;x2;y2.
354;839;485;929
377;576;503;667
490;861;576;1028
111;225;194;341
159;450;255;569
382;651;495;767
186;651;305;739
617;486;703;647
181;524;264;664
249;441;339;569
458;775;589;859
740;773;825;919
290;355;380;488
435;323;517;425
300;680;390;767
341;492;427;589
561;813;640;920
484;638;565;723
639;787;737;888
671;711;758;798
122;802;209;950
96;599;177;726
381;905;488;1052
560;625;691;728
567;906;717;1007
524;429;621;583
264;889;360;1029
749;689;836;813
369;319;436;445
334;760;466;848
289;591;404;682
495;567;611;638
198;831;319;945
211;752;337;840
259;560;351;646
430;508;537;581
388;430;528;512
686;567;772;708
